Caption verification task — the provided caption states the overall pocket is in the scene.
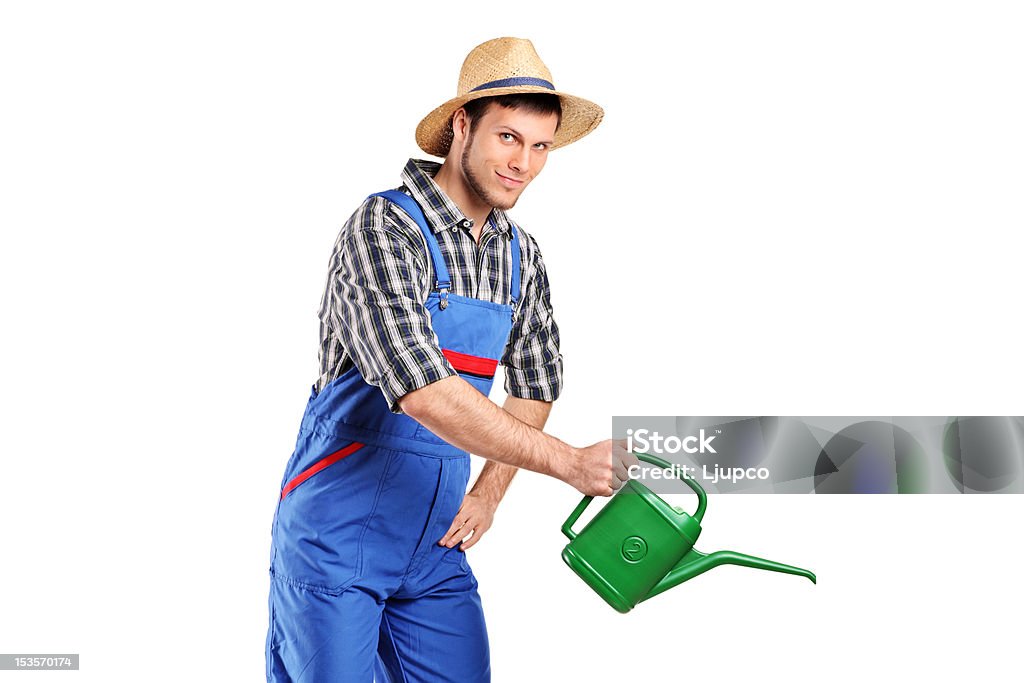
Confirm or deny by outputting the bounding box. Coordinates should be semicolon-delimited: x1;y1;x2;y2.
271;440;392;595
280;441;366;500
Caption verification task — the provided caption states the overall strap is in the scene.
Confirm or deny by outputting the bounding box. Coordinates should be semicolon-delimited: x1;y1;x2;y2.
370;190;452;300
509;223;521;306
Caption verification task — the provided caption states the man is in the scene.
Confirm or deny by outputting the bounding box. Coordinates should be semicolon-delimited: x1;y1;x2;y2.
266;37;636;682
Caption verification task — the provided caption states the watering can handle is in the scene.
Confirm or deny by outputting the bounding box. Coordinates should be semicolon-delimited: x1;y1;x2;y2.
561;496;593;540
560;452;708;541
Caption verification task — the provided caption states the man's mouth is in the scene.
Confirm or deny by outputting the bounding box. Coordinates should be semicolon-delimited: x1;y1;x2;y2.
495;172;525;188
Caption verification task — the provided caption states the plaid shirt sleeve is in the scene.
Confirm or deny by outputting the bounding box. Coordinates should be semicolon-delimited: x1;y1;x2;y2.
501;232;563;402
322;196;457;413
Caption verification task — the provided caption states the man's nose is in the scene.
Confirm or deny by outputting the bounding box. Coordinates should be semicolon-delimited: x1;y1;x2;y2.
509;147;530;175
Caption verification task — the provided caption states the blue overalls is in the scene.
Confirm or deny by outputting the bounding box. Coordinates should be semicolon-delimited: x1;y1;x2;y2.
266;191;520;682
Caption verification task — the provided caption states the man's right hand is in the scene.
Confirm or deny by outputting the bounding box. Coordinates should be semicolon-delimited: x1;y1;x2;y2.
569;439;640;497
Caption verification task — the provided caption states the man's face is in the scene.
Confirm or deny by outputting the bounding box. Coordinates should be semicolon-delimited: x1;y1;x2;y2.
459;104;559;211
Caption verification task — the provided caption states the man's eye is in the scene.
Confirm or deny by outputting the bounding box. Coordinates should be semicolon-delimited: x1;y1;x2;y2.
533;143;548;150
500;133;515;142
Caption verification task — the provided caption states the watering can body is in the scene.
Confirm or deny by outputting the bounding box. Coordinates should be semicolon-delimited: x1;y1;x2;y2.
561;453;816;613
561;477;701;613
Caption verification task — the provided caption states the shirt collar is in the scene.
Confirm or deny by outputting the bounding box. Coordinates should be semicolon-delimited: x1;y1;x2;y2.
400;158;513;237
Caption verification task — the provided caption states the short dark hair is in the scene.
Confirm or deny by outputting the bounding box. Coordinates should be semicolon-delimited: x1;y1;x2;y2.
460;93;563;135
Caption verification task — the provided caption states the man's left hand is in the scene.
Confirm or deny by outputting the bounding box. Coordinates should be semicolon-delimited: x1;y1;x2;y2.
438;491;497;551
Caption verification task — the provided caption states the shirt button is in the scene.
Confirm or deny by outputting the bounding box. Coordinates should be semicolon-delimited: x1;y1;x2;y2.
462;219;473;229
451;226;458;233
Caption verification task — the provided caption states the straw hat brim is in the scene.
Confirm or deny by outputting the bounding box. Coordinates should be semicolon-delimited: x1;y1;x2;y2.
415;86;604;158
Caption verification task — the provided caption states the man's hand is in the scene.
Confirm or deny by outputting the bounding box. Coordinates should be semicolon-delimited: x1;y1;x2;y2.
438;491;497;551
571;439;639;497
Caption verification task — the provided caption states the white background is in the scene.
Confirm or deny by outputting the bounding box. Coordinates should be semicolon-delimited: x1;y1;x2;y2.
2;1;1022;681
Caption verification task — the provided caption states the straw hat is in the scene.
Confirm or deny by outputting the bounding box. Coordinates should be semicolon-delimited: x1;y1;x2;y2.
415;37;604;157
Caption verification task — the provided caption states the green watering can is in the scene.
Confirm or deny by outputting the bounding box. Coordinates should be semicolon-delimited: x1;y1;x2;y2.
561;453;816;613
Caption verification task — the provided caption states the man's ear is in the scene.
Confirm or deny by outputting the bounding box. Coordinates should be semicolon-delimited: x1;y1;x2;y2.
450;107;470;143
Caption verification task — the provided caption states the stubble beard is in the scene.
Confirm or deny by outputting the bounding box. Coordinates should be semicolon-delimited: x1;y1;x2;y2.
461;129;519;211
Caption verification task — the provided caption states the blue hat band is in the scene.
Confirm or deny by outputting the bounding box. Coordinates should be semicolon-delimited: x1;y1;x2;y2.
469;77;556;93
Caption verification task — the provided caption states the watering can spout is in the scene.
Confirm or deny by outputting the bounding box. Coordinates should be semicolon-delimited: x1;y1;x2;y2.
643;548;817;602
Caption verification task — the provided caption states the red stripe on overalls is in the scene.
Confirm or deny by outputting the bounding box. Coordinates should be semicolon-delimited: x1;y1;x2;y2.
443;349;498;379
280;442;365;500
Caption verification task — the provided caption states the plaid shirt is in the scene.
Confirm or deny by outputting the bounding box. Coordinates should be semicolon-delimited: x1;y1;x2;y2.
316;159;563;412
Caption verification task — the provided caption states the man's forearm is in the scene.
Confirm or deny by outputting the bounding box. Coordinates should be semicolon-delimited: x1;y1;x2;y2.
399;376;575;485
470;395;553;504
